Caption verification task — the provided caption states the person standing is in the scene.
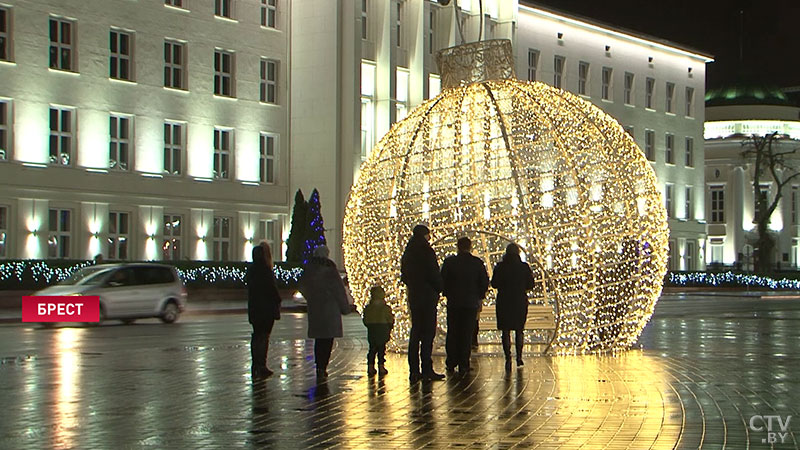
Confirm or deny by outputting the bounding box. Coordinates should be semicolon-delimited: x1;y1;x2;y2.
246;243;282;378
299;245;351;379
362;285;395;376
491;243;534;371
401;224;445;383
441;237;489;374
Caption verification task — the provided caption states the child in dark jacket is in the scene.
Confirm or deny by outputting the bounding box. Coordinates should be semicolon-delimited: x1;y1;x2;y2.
362;286;395;376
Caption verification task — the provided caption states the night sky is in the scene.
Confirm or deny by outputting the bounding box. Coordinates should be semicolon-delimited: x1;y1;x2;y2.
524;0;800;90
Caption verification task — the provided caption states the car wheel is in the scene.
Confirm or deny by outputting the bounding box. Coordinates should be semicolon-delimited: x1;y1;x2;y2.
121;318;136;325
161;301;180;324
85;304;105;327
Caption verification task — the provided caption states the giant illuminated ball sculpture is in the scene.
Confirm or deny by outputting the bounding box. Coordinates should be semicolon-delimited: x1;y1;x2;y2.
343;40;668;353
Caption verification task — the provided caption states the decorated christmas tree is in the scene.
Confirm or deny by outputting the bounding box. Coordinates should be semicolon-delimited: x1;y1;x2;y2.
303;188;327;263
285;189;307;264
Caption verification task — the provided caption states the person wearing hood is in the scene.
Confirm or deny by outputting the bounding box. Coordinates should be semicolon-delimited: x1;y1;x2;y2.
400;224;445;382
491;243;535;371
299;245;351;379
246;243;282;378
362;285;394;376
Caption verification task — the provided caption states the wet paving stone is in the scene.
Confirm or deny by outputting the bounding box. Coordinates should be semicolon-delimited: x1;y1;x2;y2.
0;294;799;448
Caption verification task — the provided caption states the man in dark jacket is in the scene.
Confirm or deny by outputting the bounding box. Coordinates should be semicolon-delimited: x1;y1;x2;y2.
441;237;489;374
401;224;444;382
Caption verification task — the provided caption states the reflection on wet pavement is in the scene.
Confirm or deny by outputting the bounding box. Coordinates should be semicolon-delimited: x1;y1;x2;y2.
0;293;798;448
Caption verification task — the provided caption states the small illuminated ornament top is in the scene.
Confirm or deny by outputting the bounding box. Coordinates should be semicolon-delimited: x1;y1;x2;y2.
343;39;669;353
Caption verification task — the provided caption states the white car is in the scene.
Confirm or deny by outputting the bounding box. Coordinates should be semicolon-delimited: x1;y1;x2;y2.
35;263;187;325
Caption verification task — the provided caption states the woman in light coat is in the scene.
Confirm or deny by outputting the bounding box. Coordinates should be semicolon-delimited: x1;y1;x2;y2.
299;245;350;378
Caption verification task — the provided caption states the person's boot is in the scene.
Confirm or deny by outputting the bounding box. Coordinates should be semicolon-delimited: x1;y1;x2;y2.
378;363;388;375
515;336;524;367
367;353;376;376
502;332;512;371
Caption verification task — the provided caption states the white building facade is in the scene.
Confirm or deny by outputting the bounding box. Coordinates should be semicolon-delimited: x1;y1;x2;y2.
704;86;800;269
291;0;711;271
0;0;290;262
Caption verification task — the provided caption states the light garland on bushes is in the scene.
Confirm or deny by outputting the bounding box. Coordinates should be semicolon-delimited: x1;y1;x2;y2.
343;40;669;354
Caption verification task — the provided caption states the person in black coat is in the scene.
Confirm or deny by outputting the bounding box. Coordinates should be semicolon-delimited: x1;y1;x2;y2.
246;244;282;378
491;243;534;371
401;224;445;382
441;237;489;374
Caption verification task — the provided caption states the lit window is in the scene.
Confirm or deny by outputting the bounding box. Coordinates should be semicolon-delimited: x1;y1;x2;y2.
428;10;434;54
601;67;612;101
645;77;655;109
164;0;184;7
710;186;724;223
213;128;232;179
665;133;674;164
110;29;133;81
215;0;233;18
258;219;278;256
685;137;694;167
665;82;675;113
624;72;634;105
261;0;276;28
644;129;655;161
396;1;402;47
527;49;538;81
49;17;75;71
665;184;674;218
428;73;441;99
577;61;589;95
163;122;183;175
214;50;234;97
396;68;409;121
162;214;182;260
109;115;131;171
48;208;71;258
260;59;277;103
685;86;695;117
361;61;375;159
108;211;129;260
553;55;564;88
259;133;276;184
685;186;692;220
49;107;74;166
0;7;11;61
164;40;185;89
0;101;8;160
212;216;231;261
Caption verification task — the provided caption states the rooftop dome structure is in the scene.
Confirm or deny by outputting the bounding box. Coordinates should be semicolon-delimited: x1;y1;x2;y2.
706;82;792;107
343;40;669;353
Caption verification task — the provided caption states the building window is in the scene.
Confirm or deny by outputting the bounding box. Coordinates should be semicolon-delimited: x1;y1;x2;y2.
624;125;634;139
361;0;368;40
645;77;655;109
163;214;182;260
793;186;798;225
108;211;129;260
49;107;73;166
215;0;233;18
0;101;8;160
754;184;770;221
361;61;375;160
0;206;7;258
260;59;277;103
396;68;409;120
645;129;655;161
685;186;693;220
48;208;71;258
686;240;696;271
710;243;723;263
710;186;724;223
49;17;74;71
553;56;564;89
665;82;675;113
213;128;232;179
109;115;131;171
665;133;674;164
165;0;183;7
685;137;694;167
527;49;538;81
260;133;276;184
577;61;589;95
624;72;634;105
261;0;276;28
665;184;674;218
214;50;234;97
601;67;612;101
110;29;132;81
686;86;695;117
212;216;231;261
428;73;441;99
0;7;10;62
164;40;185;89
258;219;278;255
428;10;434;54
396;1;402;47
164;122;183;175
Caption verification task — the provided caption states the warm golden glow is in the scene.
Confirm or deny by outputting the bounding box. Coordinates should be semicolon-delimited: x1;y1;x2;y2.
343;45;668;354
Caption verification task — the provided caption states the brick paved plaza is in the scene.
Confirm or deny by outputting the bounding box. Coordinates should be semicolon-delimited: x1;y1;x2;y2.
0;292;798;449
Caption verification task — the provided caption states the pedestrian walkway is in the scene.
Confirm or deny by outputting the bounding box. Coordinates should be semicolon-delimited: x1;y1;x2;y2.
0;295;799;448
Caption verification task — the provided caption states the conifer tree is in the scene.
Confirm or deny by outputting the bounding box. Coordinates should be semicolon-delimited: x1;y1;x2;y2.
303;188;327;263
285;189;307;264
